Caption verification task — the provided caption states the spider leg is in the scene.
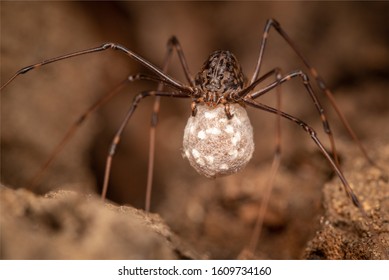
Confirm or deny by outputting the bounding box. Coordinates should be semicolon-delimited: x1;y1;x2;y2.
245;98;389;258
243;67;339;256
245;71;283;257
1;43;191;93
244;98;364;212
249;70;340;166
145;36;195;212
1;41;194;200
251;18;374;166
167;36;195;86
101;90;190;200
236;68;281;99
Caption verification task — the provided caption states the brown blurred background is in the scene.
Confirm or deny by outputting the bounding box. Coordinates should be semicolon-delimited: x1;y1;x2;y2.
1;1;388;259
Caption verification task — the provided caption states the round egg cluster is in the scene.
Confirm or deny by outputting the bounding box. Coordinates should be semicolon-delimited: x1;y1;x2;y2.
183;103;254;178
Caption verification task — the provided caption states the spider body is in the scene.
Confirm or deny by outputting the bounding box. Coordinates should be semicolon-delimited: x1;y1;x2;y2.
183;50;254;178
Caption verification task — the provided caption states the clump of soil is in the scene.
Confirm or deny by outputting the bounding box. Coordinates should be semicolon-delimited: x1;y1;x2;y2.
0;186;203;259
305;141;389;259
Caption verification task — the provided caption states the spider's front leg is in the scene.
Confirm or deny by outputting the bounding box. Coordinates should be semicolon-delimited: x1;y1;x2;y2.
252;18;374;165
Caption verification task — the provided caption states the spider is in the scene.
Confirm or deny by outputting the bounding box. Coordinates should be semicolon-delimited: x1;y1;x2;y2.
0;18;375;255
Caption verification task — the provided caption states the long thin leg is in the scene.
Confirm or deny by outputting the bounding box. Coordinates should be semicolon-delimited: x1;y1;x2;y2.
1;43;191;93
246;70;283;257
251;18;374;165
101;90;190;200
146;103;161;212
249;69;340;165
145;36;194;212
1;39;196;204
244;98;363;211
168;36;195;87
236;68;281;99
245;98;388;258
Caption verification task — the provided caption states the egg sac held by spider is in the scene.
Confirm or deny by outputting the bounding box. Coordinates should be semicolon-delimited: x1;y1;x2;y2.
183;103;254;178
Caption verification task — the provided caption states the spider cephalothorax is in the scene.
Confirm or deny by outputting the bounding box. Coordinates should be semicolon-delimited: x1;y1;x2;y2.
194;50;246;106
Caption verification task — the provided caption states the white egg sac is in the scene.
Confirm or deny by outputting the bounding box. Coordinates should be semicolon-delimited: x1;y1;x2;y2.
183;103;254;178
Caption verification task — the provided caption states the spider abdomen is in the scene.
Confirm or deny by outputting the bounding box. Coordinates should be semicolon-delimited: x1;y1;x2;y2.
183;103;254;178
